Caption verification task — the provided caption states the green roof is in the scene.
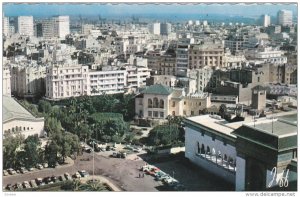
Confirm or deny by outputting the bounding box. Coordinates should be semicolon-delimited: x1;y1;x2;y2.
3;96;36;122
141;84;173;95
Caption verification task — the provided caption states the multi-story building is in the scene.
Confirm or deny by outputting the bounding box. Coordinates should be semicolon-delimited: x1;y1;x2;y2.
158;52;176;75
246;46;287;64
277;10;293;26
17;16;34;36
184;113;297;191
125;66;151;89
46;64;89;99
160;23;171;36
260;14;271;27
54;16;70;38
89;67;127;96
3;15;9;37
149;23;160;35
3;65;11;96
41;16;70;39
176;37;194;76
10;63;46;98
41;18;55;39
34;22;43;37
135;84;211;119
81;24;95;35
224;35;246;55
189;67;214;92
188;42;224;69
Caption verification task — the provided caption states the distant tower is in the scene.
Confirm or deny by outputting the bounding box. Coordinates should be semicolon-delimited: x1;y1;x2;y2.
251;85;266;112
260;15;270;27
277;10;293;26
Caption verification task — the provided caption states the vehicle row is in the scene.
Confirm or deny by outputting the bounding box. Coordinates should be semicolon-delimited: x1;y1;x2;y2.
4;170;89;191
3;164;49;176
140;165;186;191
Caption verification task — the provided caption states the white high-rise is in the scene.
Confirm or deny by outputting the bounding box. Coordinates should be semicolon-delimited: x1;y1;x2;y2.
42;18;55;38
17;16;34;36
3;15;9;36
54;16;70;38
150;23;160;35
261;14;270;27
277;10;293;26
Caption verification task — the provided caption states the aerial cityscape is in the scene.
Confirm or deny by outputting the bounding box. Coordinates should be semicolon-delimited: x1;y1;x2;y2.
2;2;298;193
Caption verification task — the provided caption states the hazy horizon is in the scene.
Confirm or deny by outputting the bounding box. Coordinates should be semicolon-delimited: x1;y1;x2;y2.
3;3;298;19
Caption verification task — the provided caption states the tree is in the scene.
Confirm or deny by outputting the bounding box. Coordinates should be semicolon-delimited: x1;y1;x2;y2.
38;100;52;114
44;140;60;168
45;117;62;136
3;132;25;169
23;135;41;168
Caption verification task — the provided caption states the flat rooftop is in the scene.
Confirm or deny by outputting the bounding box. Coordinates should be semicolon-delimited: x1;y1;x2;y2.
244;118;297;138
186;115;236;138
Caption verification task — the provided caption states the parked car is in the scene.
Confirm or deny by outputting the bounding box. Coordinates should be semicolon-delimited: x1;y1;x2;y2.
43;163;48;168
58;175;66;182
36;164;44;170
35;178;45;186
7;168;17;175
14;183;23;190
84;147;92;153
73;172;81;179
20;167;28;174
3;170;9;176
79;170;89;177
27;167;34;172
64;172;72;180
51;175;58;183
5;184;14;191
22;181;31;189
43;177;53;184
29;180;38;188
106;146;112;151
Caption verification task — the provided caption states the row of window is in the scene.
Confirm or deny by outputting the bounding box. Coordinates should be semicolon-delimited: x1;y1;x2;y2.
148;111;164;118
148;98;164;108
5;126;34;133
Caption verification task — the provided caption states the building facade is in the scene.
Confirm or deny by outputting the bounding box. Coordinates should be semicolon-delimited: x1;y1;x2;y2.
277;10;293;26
17;16;34;36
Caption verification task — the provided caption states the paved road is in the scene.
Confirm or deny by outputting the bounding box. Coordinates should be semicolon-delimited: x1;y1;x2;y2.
3;152;162;191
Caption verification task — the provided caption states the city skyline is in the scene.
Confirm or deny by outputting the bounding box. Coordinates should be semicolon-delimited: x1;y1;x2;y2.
3;3;298;18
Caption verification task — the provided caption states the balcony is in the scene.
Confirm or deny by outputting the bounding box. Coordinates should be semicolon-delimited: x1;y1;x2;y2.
195;152;236;173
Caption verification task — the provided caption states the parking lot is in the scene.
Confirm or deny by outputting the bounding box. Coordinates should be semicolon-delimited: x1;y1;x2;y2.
3;143;234;191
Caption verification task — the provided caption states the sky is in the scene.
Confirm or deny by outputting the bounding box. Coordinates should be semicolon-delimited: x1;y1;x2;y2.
3;3;298;18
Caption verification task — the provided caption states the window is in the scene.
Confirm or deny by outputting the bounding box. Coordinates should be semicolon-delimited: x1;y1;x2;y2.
199;102;201;106
184;101;186;105
153;97;159;108
293;149;297;159
212;135;216;141
160;112;164;118
159;99;164;108
191;111;194;116
148;111;152;117
223;140;227;146
148;99;153;108
154;111;158;117
172;111;175;116
183;110;186;115
201;131;205;136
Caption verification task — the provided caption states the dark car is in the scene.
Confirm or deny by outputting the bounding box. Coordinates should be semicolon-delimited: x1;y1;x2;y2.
5;184;14;191
43;177;53;184
58;175;66;182
35;178;45;186
79;170;89;177
14;183;23;190
51;175;58;183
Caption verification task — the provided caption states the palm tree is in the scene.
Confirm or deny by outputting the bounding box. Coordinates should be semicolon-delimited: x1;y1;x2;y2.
78;181;107;191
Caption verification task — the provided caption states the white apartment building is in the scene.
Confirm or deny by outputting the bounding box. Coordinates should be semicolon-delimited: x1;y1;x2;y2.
46;64;150;100
277;10;293;26
261;14;270;27
149;23;160;35
17;16;34;36
89;67;127;96
246;46;287;64
3;65;11;96
115;36;142;55
3;16;9;37
46;64;89;99
189;67;214;92
125;66;151;89
42;16;70;39
54;16;70;38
